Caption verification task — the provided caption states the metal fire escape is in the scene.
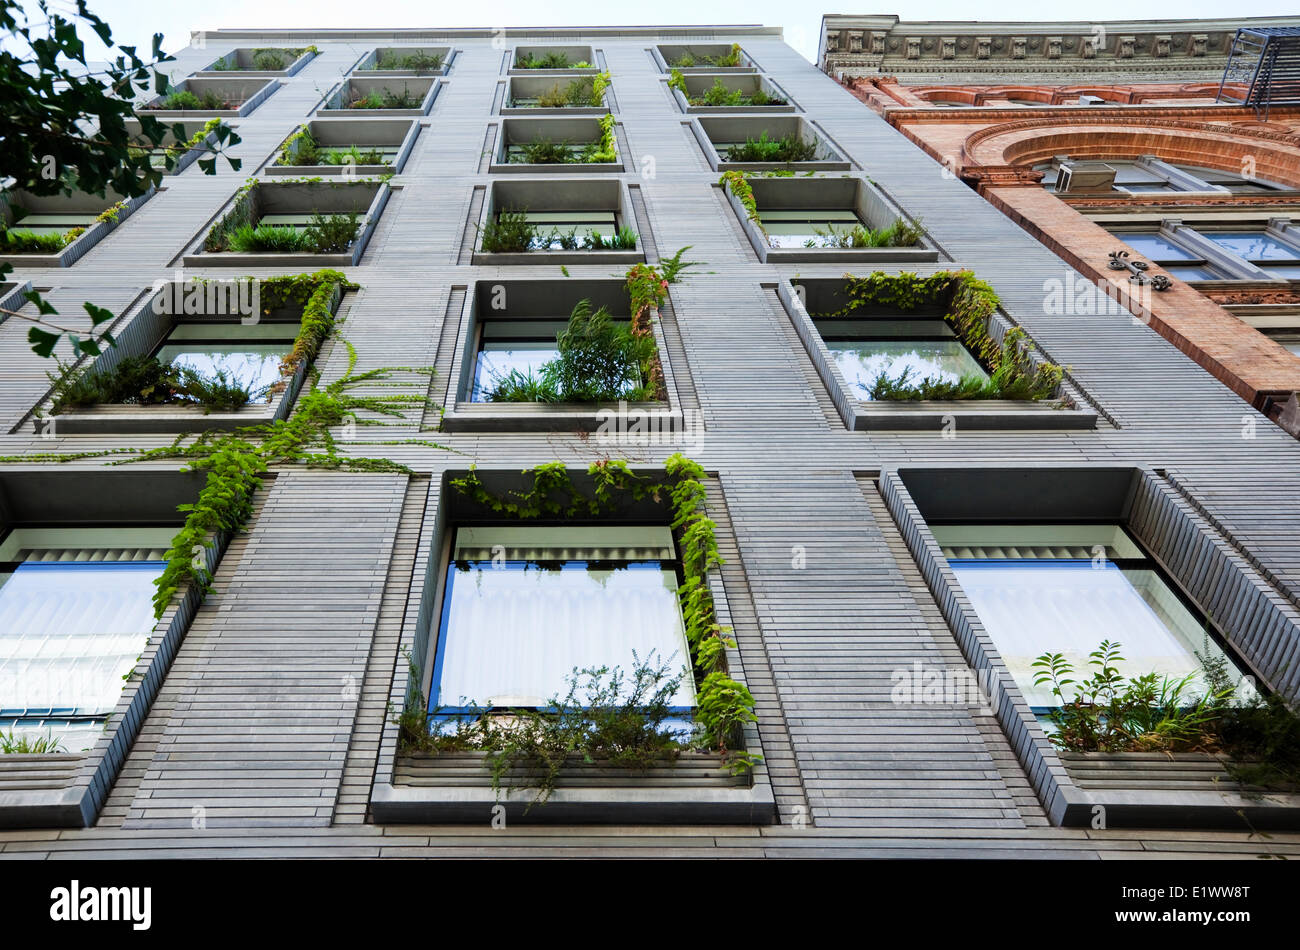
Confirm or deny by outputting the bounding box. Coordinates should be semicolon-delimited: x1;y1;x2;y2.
1217;27;1300;119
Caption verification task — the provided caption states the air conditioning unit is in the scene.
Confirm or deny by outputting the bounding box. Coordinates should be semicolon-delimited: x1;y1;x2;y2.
1055;161;1117;195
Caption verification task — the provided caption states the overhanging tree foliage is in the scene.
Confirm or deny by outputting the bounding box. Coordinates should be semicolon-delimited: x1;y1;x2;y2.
0;0;243;357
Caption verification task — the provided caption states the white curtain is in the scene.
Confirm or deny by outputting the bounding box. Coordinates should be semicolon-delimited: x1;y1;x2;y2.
0;563;161;716
436;563;695;710
951;561;1233;708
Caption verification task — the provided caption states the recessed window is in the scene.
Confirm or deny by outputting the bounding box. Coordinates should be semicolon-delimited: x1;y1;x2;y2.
515;211;620;248
155;322;297;395
430;526;695;712
932;523;1247;709
815;317;988;399
0;527;172;749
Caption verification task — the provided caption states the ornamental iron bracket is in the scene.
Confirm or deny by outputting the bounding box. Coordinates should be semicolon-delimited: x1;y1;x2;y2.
1108;250;1172;290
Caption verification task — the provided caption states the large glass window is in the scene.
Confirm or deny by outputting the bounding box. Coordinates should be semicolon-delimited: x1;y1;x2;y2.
430;526;696;712
0;527;171;750
932;524;1247;710
1111;225;1300;282
1110;228;1225;281
1039;157;1289;194
510;210;619;248
814;317;989;399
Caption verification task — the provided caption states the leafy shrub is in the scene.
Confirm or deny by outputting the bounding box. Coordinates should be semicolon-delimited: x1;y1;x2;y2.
347;87;422;109
151;88;230;110
515;138;578;164
809;217;924;249
866;330;1059;402
228;223;311;253
1;228;80;252
489;299;653;403
585;225;638;251
724;131;818;163
374;50;444;72
303;211;360;253
321;145;385;166
515;51;572;69
252;49;287;70
478;208;536;253
532;75;605;108
50;353;270;414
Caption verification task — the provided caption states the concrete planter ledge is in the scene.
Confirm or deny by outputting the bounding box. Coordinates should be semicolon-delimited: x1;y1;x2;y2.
469;177;646;265
669;72;796;114
777;279;1099;432
319;76;439;117
507;44;598;76
0;186;155;269
184;179;389;267
353;46;455;76
722;175;940;265
490;116;624;174
140;76;280;118
264;118;420;176
693;115;850;172
196;46;316;77
653;43;757;74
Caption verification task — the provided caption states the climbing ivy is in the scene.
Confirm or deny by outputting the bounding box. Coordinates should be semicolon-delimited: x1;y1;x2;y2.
448;454;760;771
717;170;764;237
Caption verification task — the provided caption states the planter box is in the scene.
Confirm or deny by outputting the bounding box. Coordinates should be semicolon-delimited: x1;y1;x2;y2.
265;118;420;177
439;278;679;432
41;282;342;435
0;279;33;322
197;46;315;77
778;278;1099;431
353;46;454;76
319;76;439;117
654;43;757;74
470;178;644;266
185;179;389;267
0;468;218;828
508;45;598;76
880;464;1300;829
140;76;279;118
490;117;624;174
669;72;796;114
0;186;155;268
500;75;610;116
124;118;222;176
693;115;849;172
723;176;939;264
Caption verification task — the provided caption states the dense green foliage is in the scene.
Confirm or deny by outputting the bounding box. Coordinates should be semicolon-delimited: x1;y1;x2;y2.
204;180;363;254
477;208;637;253
670;44;744;68
145;87;230;111
346;87;424;109
531;73;609;108
1033;639;1300;791
514;51;591;69
490;299;654;403
49;353;267;414
724;131;819;164
370;50;444;72
808;218;924;249
276;127;386;168
510;114;616;164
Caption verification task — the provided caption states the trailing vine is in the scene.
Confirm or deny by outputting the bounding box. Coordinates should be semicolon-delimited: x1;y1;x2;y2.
1;269;444;619
445;454;760;772
667;68;688;96
717;170;765;239
590;113;617;163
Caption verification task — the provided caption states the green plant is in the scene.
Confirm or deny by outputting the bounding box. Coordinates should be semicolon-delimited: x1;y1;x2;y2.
489;299;652;403
708;43;743;67
667;68;688;96
303;211;360;253
276;126;320;166
321;145;384;166
251;48;287;70
585;225;638;251
516;138;576;164
810;217;924;249
227;223;311;253
0;729;64;754
203;179;258;251
670;52;696;67
151;87;229;110
0;228;77;252
724;131;818;164
478;207;537;253
515;51;571;69
347;87;422;109
699;78;744;106
48;352;270;414
373;50;444;72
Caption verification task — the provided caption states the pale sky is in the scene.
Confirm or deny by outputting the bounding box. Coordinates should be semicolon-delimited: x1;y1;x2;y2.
19;0;1300;64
